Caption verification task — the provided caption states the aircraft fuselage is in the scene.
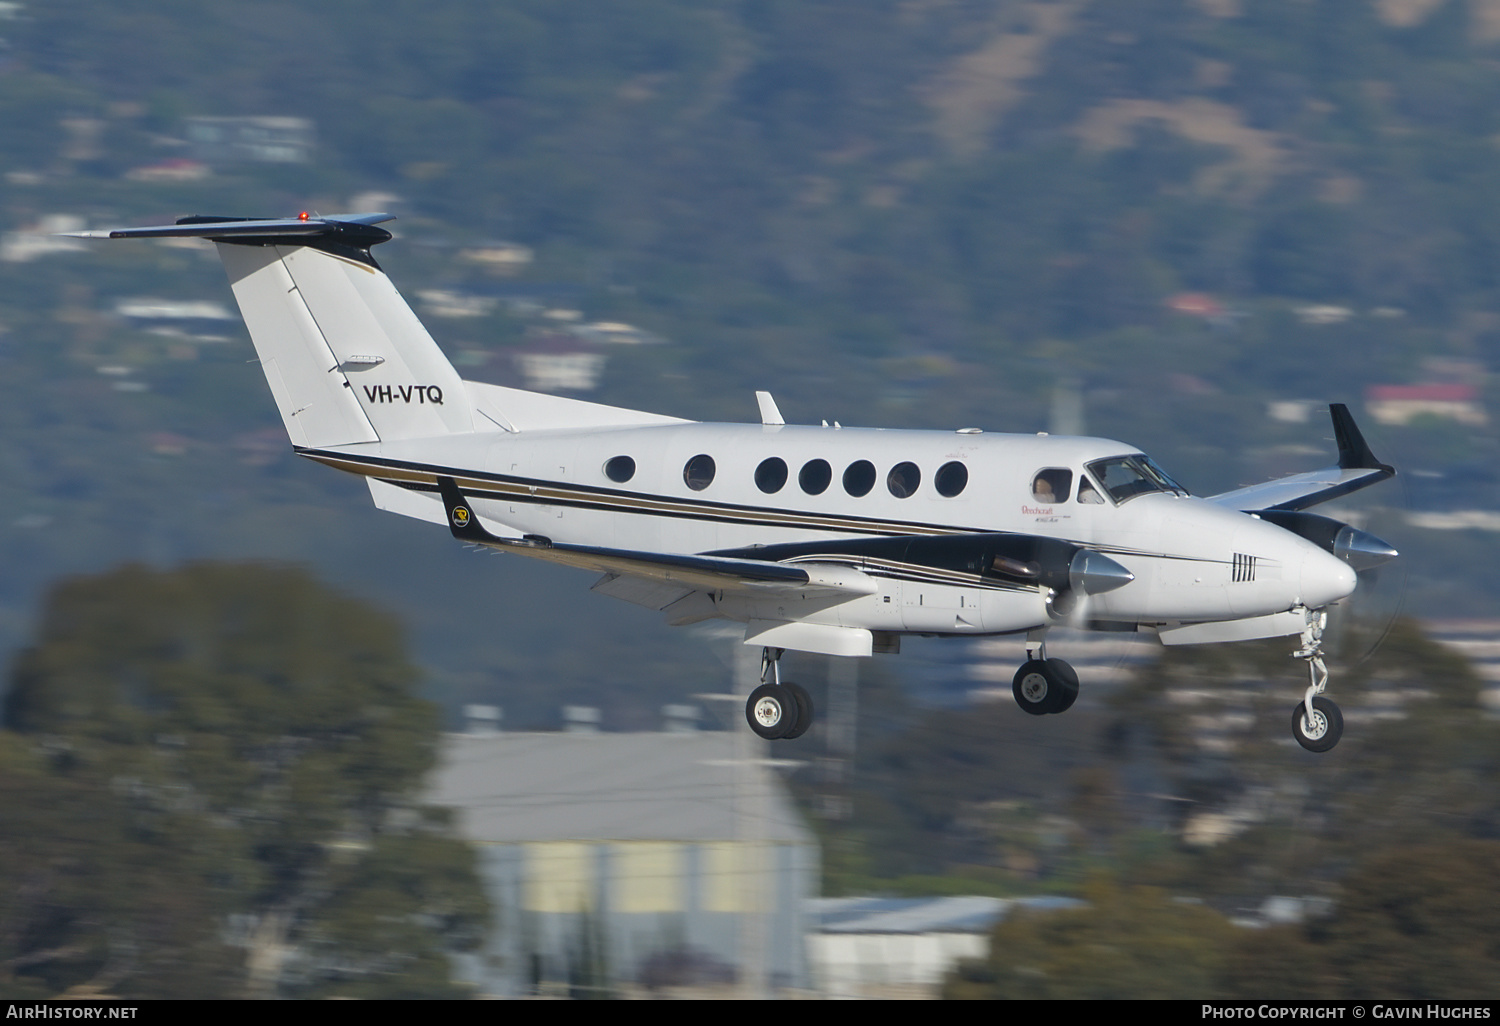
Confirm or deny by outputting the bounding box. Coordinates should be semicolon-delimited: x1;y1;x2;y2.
304;421;1356;639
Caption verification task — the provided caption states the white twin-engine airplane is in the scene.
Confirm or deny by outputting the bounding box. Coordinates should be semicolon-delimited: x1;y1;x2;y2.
76;213;1399;751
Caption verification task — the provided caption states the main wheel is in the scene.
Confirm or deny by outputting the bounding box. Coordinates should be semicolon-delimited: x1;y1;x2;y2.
746;683;794;740
1292;695;1344;752
780;681;815;740
1013;660;1054;716
1013;659;1079;715
1044;658;1079;713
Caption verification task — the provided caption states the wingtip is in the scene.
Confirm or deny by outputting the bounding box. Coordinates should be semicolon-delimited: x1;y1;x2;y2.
1330;403;1394;475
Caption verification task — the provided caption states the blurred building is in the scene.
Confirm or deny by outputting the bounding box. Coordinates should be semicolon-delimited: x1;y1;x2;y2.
125;157;211;182
513;332;607;392
1424;619;1500;714
184;116;314;164
1;214;88;262
429;726;818;998
968;626;1157;696
1366;383;1487;427
807;895;1083;999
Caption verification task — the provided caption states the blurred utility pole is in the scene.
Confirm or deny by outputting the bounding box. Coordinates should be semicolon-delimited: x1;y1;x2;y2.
1050;377;1085;437
733;643;771;1000
815;657;858;820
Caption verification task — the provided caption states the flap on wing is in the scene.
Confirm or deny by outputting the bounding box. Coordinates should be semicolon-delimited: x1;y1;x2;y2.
526;544;875;597
1205;403;1395;512
590;573;694;611
435;476;876;598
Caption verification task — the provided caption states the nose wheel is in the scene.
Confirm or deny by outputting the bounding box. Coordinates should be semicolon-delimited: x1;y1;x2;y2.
744;648;815;741
1291;608;1343;752
1293;695;1343;753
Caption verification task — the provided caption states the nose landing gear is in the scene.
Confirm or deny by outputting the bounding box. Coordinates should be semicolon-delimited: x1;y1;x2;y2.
1291;608;1344;752
744;647;814;741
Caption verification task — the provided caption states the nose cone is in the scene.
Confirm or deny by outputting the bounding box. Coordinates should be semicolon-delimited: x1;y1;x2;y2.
1300;543;1358;608
1069;549;1135;596
1334;525;1399;572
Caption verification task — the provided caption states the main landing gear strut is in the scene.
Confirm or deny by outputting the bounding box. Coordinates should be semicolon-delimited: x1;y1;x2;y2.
1012;630;1079;716
745;647;815;741
1291;607;1343;752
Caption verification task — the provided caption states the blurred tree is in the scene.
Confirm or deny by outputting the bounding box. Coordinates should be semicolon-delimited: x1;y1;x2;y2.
1312;841;1500;1000
943;876;1235;999
1223;842;1500;1000
0;733;240;999
2;562;488;998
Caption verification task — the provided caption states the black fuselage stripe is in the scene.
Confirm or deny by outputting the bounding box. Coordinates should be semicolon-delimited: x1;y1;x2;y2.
325;449;1240;566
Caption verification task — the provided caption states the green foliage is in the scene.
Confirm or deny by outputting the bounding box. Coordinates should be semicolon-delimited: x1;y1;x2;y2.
0;733;241;998
1223;842;1500;1000
1313;841;1500;1000
945;842;1500;999
1094;619;1500;904
944;877;1236;1000
1;563;487;998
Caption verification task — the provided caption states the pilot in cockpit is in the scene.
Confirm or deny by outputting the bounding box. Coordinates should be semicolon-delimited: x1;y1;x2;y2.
1032;469;1072;504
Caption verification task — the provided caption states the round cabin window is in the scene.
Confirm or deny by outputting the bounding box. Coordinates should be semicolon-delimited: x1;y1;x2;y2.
935;461;968;497
604;455;636;483
799;459;832;495
887;461;921;498
683;454;716;491
755;457;788;494
843;460;876;497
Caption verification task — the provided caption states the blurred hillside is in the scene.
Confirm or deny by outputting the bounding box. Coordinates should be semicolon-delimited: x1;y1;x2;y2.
3;0;1500;722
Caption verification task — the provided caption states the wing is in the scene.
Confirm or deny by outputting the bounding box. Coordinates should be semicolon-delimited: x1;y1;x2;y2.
434;476;877;600
1205;404;1395;512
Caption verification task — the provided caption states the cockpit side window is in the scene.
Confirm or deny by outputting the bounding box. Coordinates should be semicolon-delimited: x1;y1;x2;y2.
1031;468;1072;504
1077;475;1105;504
1086;454;1188;504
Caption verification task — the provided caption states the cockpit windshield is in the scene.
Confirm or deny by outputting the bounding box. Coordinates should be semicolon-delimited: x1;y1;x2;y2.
1085;454;1189;504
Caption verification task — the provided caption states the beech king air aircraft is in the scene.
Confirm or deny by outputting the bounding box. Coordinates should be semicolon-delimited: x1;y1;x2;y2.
73;213;1399;751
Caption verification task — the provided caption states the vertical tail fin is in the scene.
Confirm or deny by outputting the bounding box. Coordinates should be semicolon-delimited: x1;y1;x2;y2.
79;215;473;448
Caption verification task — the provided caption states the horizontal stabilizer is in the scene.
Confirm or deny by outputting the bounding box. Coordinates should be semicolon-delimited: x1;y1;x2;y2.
64;213;395;243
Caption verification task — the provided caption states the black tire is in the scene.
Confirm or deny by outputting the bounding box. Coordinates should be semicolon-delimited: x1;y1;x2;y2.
781;681;815;740
1013;660;1053;716
1292;695;1344;753
1045;658;1079;713
746;683;794;740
